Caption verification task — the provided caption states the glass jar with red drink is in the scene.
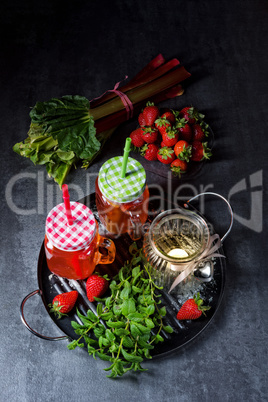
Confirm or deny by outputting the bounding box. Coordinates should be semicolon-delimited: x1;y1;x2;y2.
45;201;115;280
95;155;149;240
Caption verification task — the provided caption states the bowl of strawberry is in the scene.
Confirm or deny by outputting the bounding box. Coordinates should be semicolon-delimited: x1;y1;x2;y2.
130;103;213;179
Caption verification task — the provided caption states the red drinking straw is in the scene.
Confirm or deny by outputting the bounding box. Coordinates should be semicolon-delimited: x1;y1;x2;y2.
62;184;74;225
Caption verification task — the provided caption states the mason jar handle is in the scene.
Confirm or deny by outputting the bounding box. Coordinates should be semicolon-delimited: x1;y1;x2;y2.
20;290;69;341
185;192;233;242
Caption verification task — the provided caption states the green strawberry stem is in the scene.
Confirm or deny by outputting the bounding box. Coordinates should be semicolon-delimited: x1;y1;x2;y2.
194;293;211;316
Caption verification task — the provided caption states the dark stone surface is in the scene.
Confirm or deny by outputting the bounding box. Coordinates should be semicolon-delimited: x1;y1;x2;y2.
1;0;267;401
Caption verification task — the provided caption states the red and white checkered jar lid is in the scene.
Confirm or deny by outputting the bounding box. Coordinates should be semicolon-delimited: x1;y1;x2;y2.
45;202;96;251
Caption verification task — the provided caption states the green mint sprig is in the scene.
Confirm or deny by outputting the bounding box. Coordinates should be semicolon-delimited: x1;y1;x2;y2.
67;243;173;378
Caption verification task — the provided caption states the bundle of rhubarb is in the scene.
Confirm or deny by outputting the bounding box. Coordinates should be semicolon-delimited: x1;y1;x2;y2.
13;54;191;186
130;104;212;177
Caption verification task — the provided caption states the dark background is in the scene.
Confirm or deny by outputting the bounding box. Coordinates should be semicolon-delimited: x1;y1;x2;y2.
1;1;267;401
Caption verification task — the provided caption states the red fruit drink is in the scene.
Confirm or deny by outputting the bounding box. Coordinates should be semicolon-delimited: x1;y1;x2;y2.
45;202;115;280
95;155;149;240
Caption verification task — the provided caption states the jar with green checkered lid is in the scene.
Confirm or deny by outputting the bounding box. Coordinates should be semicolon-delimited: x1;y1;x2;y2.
95;154;149;240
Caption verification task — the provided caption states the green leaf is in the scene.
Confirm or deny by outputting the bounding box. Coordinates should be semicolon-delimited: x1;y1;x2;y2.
163;325;174;334
132;285;142;294
121;348;143;363
97;303;103;316
137;339;154;350
93;325;105;338
96;352;111;362
120;286;131;300
109;343;118;353
122;298;136;316
87;345;96;354
132;266;140;278
156;334;164;342
113;303;122;316
71;321;85;330
105;329;116;342
122;336;134;348
106;320;125;329
130;323;142;338
114;328;130;337
127;312;144;322
105;297;112;308
144;349;152;359
98;336;110;348
67;340;78;350
146;304;155;316
145;318;155;329
134;322;151;334
159;306;167;317
86;310;99;322
131;257;141;266
100;311;113;321
14;95;104;186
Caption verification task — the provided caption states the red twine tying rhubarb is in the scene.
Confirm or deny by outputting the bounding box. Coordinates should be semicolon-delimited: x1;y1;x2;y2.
91;76;134;119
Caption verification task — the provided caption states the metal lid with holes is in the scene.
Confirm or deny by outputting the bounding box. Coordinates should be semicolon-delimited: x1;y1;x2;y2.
45;202;96;251
98;156;146;203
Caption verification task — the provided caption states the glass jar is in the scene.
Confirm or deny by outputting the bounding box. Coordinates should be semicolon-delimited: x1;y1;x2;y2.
96;156;149;240
45;202;115;280
143;207;210;292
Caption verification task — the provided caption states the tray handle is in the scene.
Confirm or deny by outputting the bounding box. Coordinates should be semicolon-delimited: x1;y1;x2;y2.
20;290;69;341
185;192;233;242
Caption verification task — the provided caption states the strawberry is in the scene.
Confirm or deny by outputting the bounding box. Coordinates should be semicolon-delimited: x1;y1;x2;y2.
130;128;145;148
138;112;146;126
157;146;176;164
175;117;192;142
49;291;78;319
192;124;205;142
170;158;188;177
176;293;210;320
142;126;159;144
162;127;179;147
179;106;204;125
161;110;175;124
192;121;210;141
142;102;159;126
154;116;171;136
140;143;159;161
86;274;109;302
191;141;212;162
174;140;192;162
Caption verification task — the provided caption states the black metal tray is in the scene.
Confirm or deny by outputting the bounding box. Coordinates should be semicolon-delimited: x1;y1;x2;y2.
21;193;226;358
